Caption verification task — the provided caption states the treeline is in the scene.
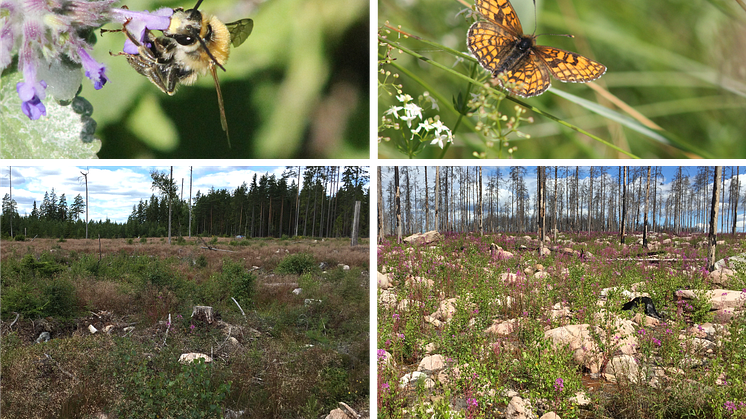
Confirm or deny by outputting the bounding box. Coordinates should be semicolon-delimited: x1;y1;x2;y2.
1;166;369;240
380;166;742;236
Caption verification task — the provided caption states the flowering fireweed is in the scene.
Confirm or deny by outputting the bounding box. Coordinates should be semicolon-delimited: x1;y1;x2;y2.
0;0;172;119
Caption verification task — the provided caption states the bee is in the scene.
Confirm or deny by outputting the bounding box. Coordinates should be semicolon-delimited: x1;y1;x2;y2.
111;0;253;147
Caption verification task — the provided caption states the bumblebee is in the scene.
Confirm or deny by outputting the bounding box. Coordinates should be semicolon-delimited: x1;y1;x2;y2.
113;0;253;147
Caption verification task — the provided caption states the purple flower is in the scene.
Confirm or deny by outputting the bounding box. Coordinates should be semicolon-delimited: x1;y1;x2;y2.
392;313;400;321
467;397;478;409
381;382;390;392
554;378;564;392
377;349;387;362
724;401;736;413
110;7;172;54
78;48;108;90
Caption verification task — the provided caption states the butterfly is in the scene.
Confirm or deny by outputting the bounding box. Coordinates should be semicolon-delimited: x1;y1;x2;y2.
467;0;606;98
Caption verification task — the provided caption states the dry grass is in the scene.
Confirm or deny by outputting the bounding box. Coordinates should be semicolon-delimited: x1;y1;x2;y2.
1;235;370;418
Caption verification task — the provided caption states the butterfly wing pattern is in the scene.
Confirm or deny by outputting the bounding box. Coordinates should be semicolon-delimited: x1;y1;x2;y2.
467;0;606;98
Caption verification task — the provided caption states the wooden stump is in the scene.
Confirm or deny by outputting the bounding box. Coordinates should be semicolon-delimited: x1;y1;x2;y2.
191;306;215;324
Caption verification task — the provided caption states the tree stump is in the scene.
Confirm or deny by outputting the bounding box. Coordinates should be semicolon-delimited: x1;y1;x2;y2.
191;306;215;324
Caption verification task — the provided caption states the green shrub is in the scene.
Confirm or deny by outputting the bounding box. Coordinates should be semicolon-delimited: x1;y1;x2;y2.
20;253;64;278
41;278;78;319
223;259;256;307
196;255;208;268
140;237;147;244
1;282;45;318
115;356;231;418
127;238;134;245
13;234;25;241
275;253;318;275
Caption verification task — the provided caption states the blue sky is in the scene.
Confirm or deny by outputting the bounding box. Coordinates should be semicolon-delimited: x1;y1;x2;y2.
1;166;289;223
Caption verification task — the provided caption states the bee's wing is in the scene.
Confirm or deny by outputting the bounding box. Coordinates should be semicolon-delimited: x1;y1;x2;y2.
226;18;253;48
211;64;231;148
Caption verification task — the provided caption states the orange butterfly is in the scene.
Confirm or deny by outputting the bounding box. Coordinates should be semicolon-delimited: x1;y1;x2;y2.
467;0;606;97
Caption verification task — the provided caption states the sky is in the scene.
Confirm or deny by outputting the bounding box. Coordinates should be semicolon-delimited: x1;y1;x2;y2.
0;166;292;223
379;165;746;232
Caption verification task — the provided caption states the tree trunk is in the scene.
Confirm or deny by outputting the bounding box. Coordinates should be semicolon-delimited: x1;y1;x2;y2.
643;166;651;247
707;167;722;272
435;167;440;233
395;167;402;244
620;166;628;245
732;166;740;236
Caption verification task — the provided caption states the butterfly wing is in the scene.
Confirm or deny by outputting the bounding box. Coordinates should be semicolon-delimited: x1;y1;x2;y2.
499;52;552;97
473;0;523;36
533;45;606;83
467;21;521;74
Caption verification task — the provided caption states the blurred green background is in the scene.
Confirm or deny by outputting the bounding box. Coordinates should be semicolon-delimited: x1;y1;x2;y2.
378;0;746;159
84;0;369;158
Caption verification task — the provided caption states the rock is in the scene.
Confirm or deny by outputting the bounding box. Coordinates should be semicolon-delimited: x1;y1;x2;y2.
603;354;640;383
534;271;550;280
399;371;434;389
292;288;302;295
88;324;98;334
35;331;50;344
569;391;590;406
540;413;560;419
304;298;322;306
632;313;660;327
403;231;442;245
379;289;397;309
544;324;603;373
418;354;446;373
103;324;114;334
709;268;735;286
405;275;435;289
485;319;518;336
338;402;359;418
224;409;245;419
505;396;535;419
548;303;571;321
191;305;215;324
676;289;746;310
424;342;438;354
500;273;522;284
426;298;458;324
539;247;551;257
325;408;351;419
378;271;393;289
338;264;350;271
179;353;213;364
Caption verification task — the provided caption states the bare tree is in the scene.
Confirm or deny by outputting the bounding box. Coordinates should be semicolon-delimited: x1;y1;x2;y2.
553;166;558;241
732;166;740;236
537;166;546;247
425;167;429;231
642;166;651;247
378;166;384;243
435;167;440;233
707;167;722;272
395;167;402;243
78;168;89;239
620;166;628;245
479;166;483;236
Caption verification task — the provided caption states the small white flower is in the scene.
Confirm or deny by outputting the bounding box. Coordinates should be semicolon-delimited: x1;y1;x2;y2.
385;105;403;118
428;120;453;149
400;102;423;127
396;93;413;103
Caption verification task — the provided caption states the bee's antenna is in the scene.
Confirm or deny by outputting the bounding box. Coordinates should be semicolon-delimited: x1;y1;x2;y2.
196;36;227;71
193;0;204;9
